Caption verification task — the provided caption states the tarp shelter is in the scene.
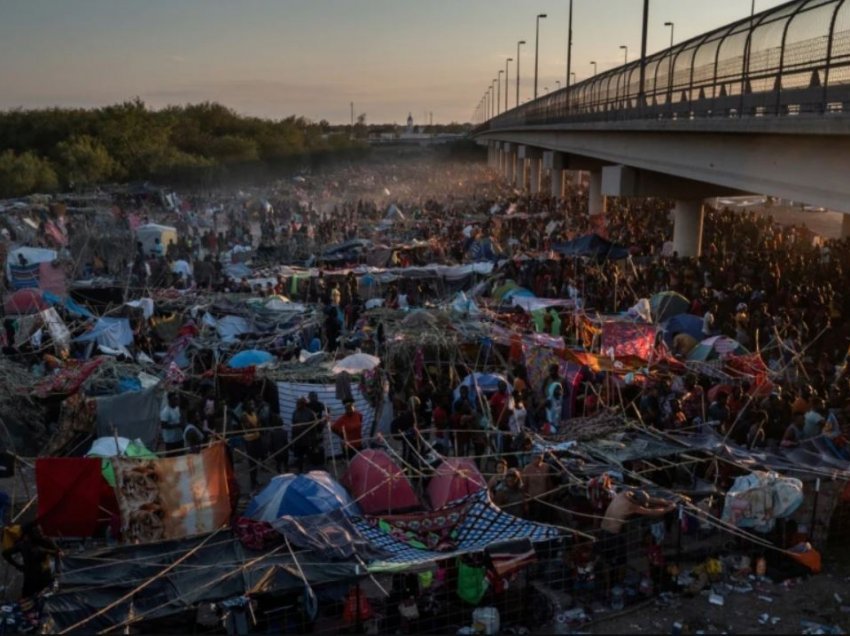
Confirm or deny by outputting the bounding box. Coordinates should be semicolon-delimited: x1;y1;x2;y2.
332;352;381;375
427;458;487;509
36;457;119;537
135;223;177;255
650;291;690;323
85;436;157;487
341;450;422;515
245;471;361;521
93;385;162;449
277;381;375;458
4;288;48;314
453;372;512;400
5;246;57;287
688;335;747;362
384;204;405;222
75;317;134;350
552;234;630;260
13;307;71;354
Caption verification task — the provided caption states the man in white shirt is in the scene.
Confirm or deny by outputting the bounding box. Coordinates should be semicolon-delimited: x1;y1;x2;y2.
160;393;183;453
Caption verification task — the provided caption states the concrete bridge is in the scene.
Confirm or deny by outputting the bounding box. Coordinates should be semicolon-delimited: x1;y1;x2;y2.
471;0;850;256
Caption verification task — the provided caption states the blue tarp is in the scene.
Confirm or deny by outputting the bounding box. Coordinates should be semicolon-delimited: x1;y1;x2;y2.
228;349;274;368
663;312;704;345
42;291;95;319
75;317;133;348
552;234;630;260
245;472;361;521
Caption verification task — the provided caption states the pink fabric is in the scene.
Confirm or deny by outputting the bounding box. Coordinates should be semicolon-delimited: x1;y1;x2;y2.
38;261;67;296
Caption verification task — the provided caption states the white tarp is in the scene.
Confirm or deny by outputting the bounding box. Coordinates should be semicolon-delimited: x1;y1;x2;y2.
6;246;57;281
276;381;375;459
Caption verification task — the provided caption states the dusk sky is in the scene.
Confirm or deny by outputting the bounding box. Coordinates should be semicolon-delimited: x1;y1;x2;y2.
0;0;788;124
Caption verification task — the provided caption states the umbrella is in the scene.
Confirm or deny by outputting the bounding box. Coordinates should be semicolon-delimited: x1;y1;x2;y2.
650;291;690;323
332;352;381;375
4;288;48;315
245;471;360;521
687;336;747;362
427;458;487;509
228;349;274;369
453;372;511;400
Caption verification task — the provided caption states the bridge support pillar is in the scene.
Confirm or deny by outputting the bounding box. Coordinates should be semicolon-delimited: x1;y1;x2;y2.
529;157;541;194
503;143;515;184
518;146;542;192
544;151;567;198
589;170;606;216
672;200;705;258
842;214;850;239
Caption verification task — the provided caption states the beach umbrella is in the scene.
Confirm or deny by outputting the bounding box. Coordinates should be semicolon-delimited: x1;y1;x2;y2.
4;288;48;315
245;471;360;521
227;349;274;369
650;291;690;323
332;352;381;375
427;458;487;509
687;336;747;362
341;450;421;515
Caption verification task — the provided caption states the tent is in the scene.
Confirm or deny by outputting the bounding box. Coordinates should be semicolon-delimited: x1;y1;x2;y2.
341;450;422;515
427;458;487;509
663;312;704;345
688;335;747;361
384;204;405;222
4;288;48;315
135;223;177;255
227;349;274;369
650;291;690;323
245;471;360;521
75;317;134;349
552;234;630;260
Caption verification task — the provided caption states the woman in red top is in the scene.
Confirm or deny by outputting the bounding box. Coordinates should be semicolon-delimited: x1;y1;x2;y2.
332;400;363;459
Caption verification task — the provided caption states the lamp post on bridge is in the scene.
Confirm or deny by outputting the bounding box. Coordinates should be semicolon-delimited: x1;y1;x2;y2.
534;13;547;99
620;45;628;65
571;72;577;84
516;40;526;108
566;0;573;90
505;58;513;112
590;60;597;76
497;70;504;116
492;79;498;117
555;80;561;90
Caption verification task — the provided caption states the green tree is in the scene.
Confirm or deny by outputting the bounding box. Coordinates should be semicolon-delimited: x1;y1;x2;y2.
54;134;118;187
0;150;58;197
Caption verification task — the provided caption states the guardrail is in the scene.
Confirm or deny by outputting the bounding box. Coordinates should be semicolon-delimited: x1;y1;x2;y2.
475;0;850;133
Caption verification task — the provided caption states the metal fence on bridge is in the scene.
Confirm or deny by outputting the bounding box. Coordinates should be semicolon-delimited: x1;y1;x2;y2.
480;0;850;130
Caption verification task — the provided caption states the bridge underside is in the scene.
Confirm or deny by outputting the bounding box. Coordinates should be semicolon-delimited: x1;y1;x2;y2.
477;128;850;212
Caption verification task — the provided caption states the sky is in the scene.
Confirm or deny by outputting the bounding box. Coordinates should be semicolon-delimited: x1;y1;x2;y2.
0;0;790;124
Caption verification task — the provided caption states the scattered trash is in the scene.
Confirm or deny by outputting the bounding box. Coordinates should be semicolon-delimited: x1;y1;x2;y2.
834;593;843;604
758;595;774;603
708;593;725;607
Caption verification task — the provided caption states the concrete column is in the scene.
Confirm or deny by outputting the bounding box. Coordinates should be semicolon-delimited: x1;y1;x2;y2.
515;158;525;189
503;144;515;184
842;213;850;239
529;157;541;194
672;199;705;258
548;152;566;198
588;170;606;216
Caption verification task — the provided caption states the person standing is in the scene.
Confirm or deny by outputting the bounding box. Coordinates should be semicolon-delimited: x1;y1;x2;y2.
331;399;364;460
3;523;62;598
241;400;264;490
160;393;183;453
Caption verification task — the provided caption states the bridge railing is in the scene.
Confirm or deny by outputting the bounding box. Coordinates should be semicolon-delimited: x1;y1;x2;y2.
477;0;850;132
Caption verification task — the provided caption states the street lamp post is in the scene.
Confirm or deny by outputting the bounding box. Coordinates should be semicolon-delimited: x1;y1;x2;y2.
534;13;547;99
497;70;504;115
556;80;561;90
590;60;597;75
620;45;628;65
566;0;573;90
505;57;513;112
516;40;526;108
571;72;577;83
664;21;675;93
492;79;498;117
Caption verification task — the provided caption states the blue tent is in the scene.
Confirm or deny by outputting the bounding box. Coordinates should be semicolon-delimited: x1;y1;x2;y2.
552;234;630;260
227;349;274;369
663;313;704;345
245;471;361;521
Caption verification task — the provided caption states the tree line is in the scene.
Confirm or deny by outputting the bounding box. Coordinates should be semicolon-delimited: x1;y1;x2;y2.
0;99;369;198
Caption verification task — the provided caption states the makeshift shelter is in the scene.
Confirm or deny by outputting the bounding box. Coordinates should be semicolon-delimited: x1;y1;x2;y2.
341;449;422;515
688;335;747;361
663;312;704;345
85;436;157;487
135;223;177;255
453;372;511;400
384;204;405;222
650;291;690;323
245;471;360;521
552;234;630;260
427;458;487;509
5;246;57;289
